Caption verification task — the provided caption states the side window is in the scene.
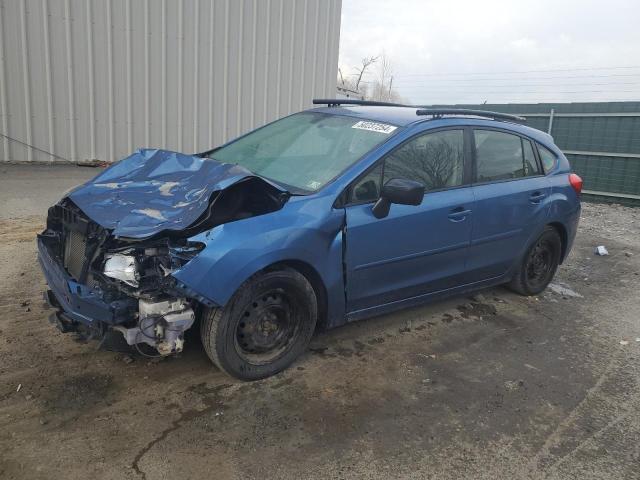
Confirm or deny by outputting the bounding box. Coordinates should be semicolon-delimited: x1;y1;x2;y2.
383;129;465;191
537;144;558;174
523;139;542;176
349;163;383;203
474;130;539;182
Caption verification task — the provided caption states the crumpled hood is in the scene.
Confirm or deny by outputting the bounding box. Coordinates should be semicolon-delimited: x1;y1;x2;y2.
67;148;284;239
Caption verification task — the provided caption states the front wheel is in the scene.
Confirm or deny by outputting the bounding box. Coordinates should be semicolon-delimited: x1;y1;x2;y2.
509;227;562;296
200;267;317;380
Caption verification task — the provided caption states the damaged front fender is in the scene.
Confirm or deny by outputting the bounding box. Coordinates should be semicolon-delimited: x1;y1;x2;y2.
170;195;347;326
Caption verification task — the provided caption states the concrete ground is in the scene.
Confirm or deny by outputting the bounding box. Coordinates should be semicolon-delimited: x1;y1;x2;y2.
0;164;638;480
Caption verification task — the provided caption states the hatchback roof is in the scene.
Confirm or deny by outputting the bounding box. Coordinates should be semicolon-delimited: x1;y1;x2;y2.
309;104;554;147
310;105;425;127
310;104;528;127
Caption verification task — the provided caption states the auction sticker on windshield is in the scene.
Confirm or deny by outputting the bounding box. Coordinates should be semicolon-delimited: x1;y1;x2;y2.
351;121;397;134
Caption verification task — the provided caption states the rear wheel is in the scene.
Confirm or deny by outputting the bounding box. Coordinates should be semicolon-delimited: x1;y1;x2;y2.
200;267;317;380
509;227;562;296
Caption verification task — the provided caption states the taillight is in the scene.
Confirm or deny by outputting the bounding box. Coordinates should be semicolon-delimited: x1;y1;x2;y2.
569;173;583;194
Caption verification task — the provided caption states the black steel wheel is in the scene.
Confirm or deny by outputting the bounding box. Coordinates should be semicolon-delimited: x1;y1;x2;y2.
200;267;317;380
509;226;562;296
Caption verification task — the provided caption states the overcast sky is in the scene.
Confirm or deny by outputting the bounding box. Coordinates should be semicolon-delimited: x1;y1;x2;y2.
338;0;640;104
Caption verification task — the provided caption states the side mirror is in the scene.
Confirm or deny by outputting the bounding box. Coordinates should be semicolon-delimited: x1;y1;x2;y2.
372;178;425;219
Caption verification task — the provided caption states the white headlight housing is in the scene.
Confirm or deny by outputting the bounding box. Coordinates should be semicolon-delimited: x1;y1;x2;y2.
103;254;139;287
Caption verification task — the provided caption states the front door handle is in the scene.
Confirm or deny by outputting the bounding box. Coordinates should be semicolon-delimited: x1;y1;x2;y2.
529;192;547;204
448;207;472;222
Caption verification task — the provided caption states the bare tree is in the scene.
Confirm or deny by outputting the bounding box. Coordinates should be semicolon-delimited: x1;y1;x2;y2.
354;56;378;92
373;54;393;101
367;53;406;103
337;53;406;103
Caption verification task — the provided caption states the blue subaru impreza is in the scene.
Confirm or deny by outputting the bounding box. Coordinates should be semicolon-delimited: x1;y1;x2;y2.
38;100;581;380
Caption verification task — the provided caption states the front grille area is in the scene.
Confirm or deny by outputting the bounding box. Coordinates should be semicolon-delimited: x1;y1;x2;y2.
64;229;87;280
48;202;97;282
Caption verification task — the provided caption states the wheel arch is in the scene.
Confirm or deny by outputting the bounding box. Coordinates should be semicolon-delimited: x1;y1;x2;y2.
265;260;329;331
547;221;568;263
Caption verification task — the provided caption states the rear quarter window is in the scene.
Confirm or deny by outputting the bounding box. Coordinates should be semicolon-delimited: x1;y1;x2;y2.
537;144;558;174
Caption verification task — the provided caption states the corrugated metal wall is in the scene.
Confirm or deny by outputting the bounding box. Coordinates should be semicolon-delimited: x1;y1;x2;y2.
0;0;342;163
433;102;640;201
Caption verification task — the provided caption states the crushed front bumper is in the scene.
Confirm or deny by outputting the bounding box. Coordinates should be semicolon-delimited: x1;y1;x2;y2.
37;235;135;331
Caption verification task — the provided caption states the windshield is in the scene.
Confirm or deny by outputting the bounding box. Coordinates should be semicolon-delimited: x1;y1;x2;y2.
208;112;398;192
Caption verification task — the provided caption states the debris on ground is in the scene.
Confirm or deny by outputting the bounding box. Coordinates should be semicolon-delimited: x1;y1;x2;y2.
417;353;437;360
548;283;583;298
457;302;497;318
594;245;609;256
122;354;134;364
399;320;412;333
16;384;21;392
504;380;525;391
471;293;486;303
441;313;454;323
620;340;629;346
76;159;111;168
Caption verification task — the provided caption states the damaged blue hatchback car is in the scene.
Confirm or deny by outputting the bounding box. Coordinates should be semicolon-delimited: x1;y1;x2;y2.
38;100;581;380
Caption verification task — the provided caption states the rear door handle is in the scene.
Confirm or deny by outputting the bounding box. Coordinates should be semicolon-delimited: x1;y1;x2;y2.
448;207;472;222
529;192;547;204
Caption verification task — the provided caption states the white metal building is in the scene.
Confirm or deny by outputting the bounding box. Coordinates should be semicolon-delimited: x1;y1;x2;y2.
0;0;342;163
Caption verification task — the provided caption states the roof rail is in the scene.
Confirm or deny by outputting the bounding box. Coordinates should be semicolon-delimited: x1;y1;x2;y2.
312;99;527;123
415;108;526;123
312;98;410;108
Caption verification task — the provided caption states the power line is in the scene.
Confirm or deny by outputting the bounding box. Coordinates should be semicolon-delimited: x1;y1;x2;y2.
409;89;640;94
396;65;640;77
410;97;640;104
411;94;640;99
395;82;640;90
359;74;640;87
394;73;640;84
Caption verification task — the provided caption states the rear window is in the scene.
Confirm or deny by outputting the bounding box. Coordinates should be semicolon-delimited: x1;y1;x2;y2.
537;144;558;173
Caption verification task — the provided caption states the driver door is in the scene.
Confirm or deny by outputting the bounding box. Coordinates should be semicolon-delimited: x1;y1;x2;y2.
344;128;475;314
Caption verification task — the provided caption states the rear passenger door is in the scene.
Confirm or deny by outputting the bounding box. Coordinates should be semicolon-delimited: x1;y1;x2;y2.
466;128;550;281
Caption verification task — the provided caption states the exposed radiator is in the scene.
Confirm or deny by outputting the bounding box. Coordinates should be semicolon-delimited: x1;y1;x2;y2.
63;229;87;280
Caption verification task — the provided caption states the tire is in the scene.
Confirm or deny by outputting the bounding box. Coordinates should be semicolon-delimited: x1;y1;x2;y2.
200;267;317;381
509;226;562;296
